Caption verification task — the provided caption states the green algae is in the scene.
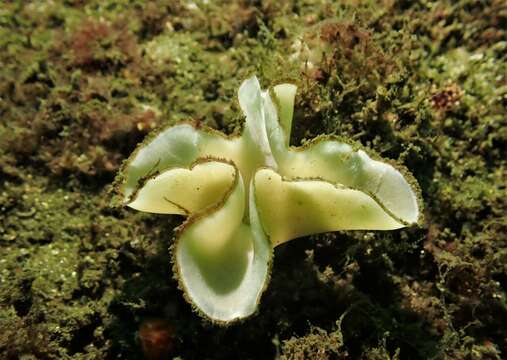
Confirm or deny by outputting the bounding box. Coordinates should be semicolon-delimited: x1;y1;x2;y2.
0;0;506;359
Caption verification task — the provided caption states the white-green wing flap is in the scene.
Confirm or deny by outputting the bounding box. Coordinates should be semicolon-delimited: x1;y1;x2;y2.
254;169;405;246
128;161;236;215
120;124;240;201
273;83;297;145
175;164;272;323
279;143;420;225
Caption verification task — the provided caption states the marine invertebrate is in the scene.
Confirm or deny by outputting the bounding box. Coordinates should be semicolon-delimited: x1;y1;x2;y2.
114;76;421;324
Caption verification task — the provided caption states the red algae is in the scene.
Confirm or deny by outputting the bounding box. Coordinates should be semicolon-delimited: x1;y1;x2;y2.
138;319;175;360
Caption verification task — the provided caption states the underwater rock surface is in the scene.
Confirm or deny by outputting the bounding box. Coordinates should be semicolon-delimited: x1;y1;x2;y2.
0;1;506;359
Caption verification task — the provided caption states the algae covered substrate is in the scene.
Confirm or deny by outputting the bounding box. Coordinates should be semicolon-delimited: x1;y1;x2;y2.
0;1;506;359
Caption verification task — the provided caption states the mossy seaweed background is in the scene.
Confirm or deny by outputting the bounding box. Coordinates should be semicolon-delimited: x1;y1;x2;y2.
0;1;506;359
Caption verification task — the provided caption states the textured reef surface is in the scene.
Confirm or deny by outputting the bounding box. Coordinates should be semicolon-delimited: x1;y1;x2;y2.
0;1;506;359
